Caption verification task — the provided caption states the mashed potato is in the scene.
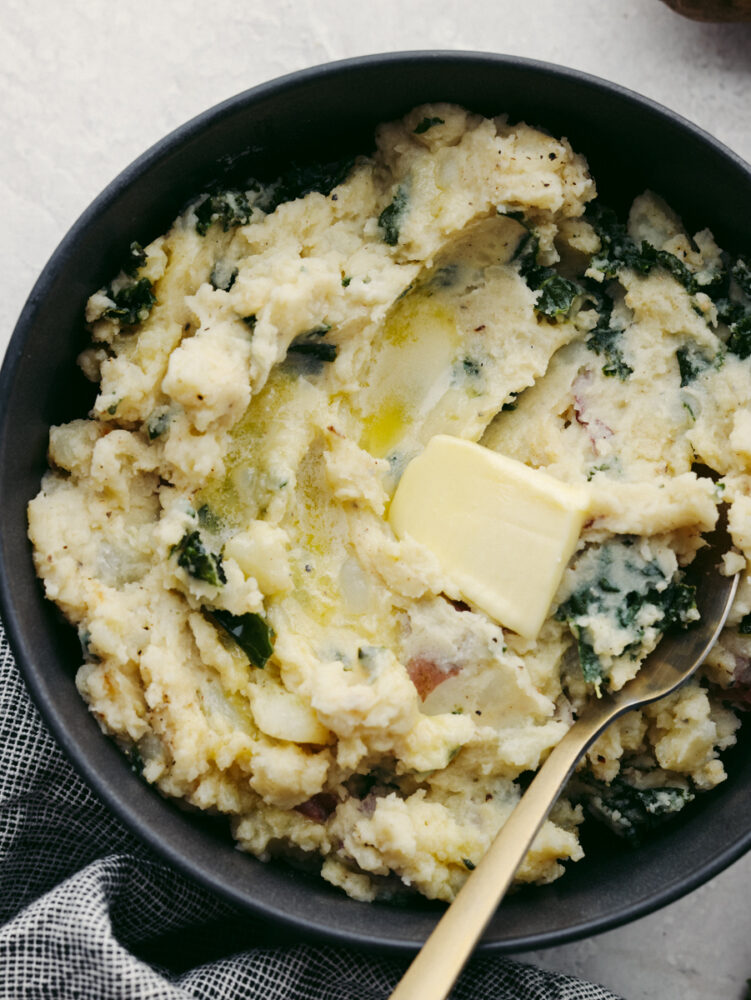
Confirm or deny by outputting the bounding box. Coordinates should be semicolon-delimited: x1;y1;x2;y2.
28;105;751;902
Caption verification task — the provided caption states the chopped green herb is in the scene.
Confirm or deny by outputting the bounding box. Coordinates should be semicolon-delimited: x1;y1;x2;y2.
724;303;751;359
128;744;145;776
289;341;337;361
378;186;409;246
210;262;238;291
286;324;337;367
462;858;476;870
106;401;119;416
195;189;255;235
586;461;612;481
556;539;697;685
575;773;694;845
643;244;698;293
205;608;274;668
515;229;581;319
289;340;336;361
173;530;226;587
101;277;156;327
586;320;633;380
341;275;352;287
265;156;355;212
122;241;147;277
731;255;751;298
586;203;698;294
536;274;581;318
572;629;604;685
197;504;221;532
146;410;171;439
414;116;444;134
462;358;482;378
676;344;713;386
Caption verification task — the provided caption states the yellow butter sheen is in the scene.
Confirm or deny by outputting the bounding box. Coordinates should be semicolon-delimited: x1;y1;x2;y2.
388;435;590;638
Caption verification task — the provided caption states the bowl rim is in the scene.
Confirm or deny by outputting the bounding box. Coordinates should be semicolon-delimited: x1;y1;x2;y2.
2;49;751;954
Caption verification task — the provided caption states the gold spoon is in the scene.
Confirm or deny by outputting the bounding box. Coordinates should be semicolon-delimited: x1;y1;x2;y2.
390;511;739;1000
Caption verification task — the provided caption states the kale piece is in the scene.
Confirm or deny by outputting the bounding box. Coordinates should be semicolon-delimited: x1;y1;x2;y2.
587;328;632;380
123;241;147;277
573;630;605;685
732;255;751;298
657;580;699;628
266;156;356;211
173;530;226;587
288;342;337;361
194;189;255;236
127;744;145;776
722;300;751;359
536;274;582;318
210;262;238;291
587;204;751;365
461;357;482;378
639;243;698;294
586;203;698;293
585;291;633;381
146;410;171;440
95;236;156;328
586;204;641;279
101;278;156;327
575;773;694;845
378;186;409;246
676;344;713;386
515;230;581;319
414;116;444;134
556;539;697;686
197;504;221;532
205;608;275;668
285;324;337;369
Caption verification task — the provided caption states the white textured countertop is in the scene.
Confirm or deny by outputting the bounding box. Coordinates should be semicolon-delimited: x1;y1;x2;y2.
2;1;750;996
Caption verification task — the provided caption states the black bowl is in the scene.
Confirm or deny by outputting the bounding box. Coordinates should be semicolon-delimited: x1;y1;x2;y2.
2;51;750;953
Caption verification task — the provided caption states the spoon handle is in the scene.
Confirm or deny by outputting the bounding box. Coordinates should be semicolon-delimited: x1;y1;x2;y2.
388;703;622;1000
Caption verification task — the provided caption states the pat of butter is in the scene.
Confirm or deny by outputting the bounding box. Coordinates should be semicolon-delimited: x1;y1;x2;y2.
389;435;589;638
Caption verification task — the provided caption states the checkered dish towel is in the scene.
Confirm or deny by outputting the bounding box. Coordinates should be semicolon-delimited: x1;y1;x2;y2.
0;619;622;1000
